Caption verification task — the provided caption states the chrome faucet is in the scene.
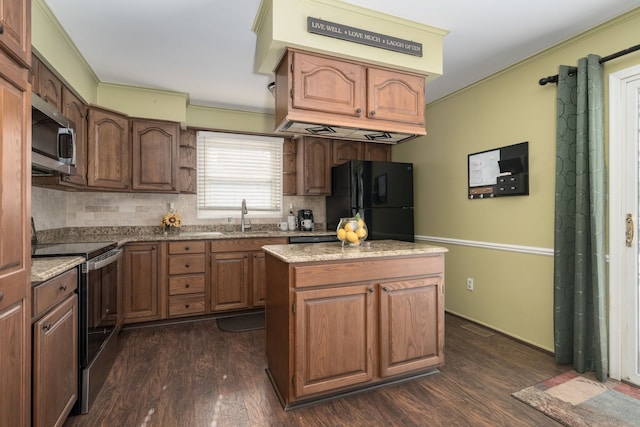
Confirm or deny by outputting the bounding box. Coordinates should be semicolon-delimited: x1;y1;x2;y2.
241;199;248;232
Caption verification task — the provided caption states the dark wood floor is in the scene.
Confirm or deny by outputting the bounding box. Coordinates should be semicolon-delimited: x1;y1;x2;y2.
64;313;569;427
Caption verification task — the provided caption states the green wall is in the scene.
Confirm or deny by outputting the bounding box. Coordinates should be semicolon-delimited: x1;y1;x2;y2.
393;8;640;351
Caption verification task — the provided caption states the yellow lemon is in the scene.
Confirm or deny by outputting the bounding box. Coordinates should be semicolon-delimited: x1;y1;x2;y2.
358;219;364;228
337;228;347;240
356;228;367;239
346;231;359;243
344;222;355;232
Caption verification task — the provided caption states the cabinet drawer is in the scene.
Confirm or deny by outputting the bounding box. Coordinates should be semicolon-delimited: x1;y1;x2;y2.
33;268;78;318
169;275;205;295
168;241;205;254
210;237;287;253
168;295;205;317
168;254;206;275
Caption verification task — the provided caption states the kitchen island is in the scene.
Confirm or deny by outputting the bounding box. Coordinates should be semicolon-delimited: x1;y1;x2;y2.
262;240;448;409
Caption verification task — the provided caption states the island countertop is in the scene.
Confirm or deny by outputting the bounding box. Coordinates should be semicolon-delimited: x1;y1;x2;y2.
262;240;448;263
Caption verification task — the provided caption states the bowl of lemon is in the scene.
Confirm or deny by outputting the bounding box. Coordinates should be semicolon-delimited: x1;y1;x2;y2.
336;215;368;246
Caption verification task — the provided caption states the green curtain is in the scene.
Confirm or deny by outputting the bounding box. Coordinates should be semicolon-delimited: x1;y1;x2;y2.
553;54;608;381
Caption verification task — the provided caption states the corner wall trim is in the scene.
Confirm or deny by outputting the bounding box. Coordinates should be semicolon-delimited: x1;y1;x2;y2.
415;235;554;257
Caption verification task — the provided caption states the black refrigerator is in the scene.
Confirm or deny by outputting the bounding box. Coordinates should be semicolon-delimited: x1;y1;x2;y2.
326;160;414;242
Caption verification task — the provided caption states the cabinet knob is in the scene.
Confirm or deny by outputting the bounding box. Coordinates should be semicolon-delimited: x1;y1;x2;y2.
382;286;389;292
368;287;374;293
355;108;362;115
370;110;376;116
185;283;190;288
59;284;67;291
184;246;190;251
185;263;190;268
0;25;3;35
185;304;190;309
43;322;52;331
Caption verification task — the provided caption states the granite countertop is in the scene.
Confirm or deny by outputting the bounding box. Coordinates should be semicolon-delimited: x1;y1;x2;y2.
31;256;85;284
262;240;448;263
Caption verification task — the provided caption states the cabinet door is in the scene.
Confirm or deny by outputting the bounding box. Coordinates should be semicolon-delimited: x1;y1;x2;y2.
123;243;159;323
0;52;30;427
32;295;78;427
291;51;365;117
363;143;391;162
131;119;179;192
61;86;88;186
294;284;374;397
251;251;266;307
0;0;30;66
367;67;425;126
379;276;444;377
331;140;363;166
297;137;331;195
36;63;63;111
87;107;130;190
210;252;249;311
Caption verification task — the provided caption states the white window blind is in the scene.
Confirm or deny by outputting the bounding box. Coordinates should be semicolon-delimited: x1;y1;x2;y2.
196;131;283;218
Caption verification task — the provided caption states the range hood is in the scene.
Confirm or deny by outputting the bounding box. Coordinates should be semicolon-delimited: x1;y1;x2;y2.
278;120;416;144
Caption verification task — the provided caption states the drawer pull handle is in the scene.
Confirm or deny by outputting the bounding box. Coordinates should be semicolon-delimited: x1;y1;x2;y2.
185;284;190;288
0;291;3;302
59;284;67;291
43;322;52;331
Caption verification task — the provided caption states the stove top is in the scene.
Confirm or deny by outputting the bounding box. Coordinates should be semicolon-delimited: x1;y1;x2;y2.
32;241;117;259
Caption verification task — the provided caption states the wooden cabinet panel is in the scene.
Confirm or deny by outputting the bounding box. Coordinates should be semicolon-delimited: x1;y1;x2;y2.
363;143;391;162
291;50;365;117
32;294;78;427
332;140;363;166
123;243;159;323
87;106;130;190
168;294;205;317
32;268;77;318
367;67;425;126
294;284;374;397
131;119;179;192
296;137;331;195
61;87;88;186
36;62;63;111
178;129;197;194
169;275;205;295
283;138;296;195
252;251;266;307
0;0;30;66
379;276;444;377
168;241;205;255
168;254;205;275
210;252;249;311
0;301;29;427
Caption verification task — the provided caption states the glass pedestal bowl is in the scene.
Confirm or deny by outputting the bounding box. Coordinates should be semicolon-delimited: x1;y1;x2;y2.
336;217;368;246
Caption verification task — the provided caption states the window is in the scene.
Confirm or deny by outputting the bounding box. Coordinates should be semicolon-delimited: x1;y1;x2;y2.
197;131;283;219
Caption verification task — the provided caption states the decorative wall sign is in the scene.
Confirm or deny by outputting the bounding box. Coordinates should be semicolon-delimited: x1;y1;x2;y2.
307;17;423;57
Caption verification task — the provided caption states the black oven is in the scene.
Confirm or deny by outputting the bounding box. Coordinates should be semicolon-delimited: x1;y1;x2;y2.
32;241;122;414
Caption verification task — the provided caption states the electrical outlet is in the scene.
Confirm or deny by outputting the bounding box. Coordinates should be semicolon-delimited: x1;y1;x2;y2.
466;277;474;291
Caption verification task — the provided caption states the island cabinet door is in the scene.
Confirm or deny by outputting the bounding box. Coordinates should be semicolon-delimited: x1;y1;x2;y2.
378;276;444;378
294;284;375;398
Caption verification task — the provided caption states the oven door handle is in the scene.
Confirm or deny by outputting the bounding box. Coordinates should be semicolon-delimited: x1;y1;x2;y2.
86;249;123;271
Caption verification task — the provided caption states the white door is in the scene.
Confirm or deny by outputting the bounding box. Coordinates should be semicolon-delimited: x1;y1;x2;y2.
609;64;640;386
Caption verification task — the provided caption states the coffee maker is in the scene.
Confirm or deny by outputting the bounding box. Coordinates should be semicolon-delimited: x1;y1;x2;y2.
298;209;314;231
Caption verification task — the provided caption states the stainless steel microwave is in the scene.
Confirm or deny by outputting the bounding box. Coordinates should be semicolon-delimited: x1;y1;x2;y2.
31;93;77;176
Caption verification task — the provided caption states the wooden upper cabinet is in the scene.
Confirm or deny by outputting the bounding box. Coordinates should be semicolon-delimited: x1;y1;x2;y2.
282;138;297;195
34;59;63;111
87;106;130;190
332;140;363;166
291;51;365;117
276;48;426;137
131;119;179;192
296;137;331;195
61;87;88;186
363;143;392;162
0;0;30;66
367;67;425;126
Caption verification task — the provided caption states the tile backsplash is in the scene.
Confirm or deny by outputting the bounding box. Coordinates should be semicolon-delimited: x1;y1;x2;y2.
32;187;326;231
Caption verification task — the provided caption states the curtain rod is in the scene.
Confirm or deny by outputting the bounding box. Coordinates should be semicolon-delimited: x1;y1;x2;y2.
538;43;640;85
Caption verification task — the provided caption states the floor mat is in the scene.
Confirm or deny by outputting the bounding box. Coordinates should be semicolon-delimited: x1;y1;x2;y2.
216;312;264;332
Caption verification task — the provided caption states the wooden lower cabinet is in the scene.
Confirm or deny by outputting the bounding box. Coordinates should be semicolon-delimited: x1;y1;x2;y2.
266;253;445;408
167;241;206;317
123;242;161;323
251;251;267;307
32;294;78;427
